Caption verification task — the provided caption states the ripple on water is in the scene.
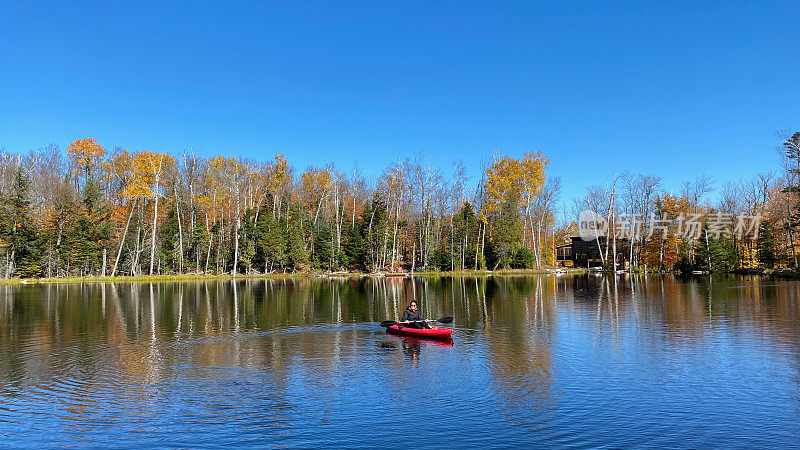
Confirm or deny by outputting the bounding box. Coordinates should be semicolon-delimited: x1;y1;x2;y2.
1;276;800;447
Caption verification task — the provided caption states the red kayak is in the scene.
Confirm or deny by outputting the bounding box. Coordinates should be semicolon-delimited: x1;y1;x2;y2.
386;324;453;341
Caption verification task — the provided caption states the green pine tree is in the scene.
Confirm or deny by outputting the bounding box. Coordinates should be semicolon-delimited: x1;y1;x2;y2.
312;224;333;271
695;222;737;273
343;224;365;271
757;220;776;268
490;190;523;269
69;178;112;275
189;220;210;273
256;213;287;272
0;168;42;278
286;211;309;270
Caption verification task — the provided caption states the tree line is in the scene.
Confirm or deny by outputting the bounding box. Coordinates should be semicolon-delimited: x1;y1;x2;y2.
0;139;557;278
3;132;799;279
572;131;800;273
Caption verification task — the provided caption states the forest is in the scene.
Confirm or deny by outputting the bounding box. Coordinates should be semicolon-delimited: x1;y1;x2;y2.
0;133;797;279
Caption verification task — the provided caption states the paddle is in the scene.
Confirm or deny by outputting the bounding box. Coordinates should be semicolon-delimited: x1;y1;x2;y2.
380;316;453;327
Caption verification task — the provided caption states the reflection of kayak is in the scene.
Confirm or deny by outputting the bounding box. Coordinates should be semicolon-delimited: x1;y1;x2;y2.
386;324;453;341
397;336;454;348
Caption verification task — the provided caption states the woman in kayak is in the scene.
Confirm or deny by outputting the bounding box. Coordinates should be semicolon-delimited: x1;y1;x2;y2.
401;301;431;329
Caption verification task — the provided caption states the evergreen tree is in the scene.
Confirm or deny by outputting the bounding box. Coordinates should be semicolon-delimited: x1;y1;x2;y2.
490;190;523;269
256;213;287;272
189;220;209;273
757;220;776;268
70;178;112;275
158;208;180;273
238;208;257;273
286;211;309;270
430;247;450;271
695;222;737;272
362;196;389;271
453;202;479;270
312;225;333;270
513;247;536;268
343;224;365;271
0;168;42;277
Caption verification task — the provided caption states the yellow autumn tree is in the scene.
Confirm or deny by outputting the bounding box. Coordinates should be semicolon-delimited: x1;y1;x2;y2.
105;149;148;276
482;151;549;268
301;166;333;224
483;151;548;217
270;154;290;216
132;150;175;275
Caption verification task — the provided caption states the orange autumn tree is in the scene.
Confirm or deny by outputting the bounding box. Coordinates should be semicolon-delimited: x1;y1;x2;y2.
67;138;106;184
647;193;692;270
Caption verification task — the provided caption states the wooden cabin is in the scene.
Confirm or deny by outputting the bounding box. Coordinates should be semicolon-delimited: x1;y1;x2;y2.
556;236;630;269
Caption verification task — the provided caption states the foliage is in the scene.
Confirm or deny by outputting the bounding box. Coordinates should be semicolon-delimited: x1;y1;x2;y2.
757;220;776;268
490;190;523;269
0;168;42;277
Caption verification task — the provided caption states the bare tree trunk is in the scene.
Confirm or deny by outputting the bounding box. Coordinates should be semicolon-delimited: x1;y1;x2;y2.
449;214;454;271
475;221;481;270
149;176;160;275
133;226;141;276
205;233;213;274
6;250;13;279
481;221;486;270
112;198;137;277
411;241;416;273
176;190;184;274
629;214;635;271
787;192;798;267
612;214;617;271
232;194;240;276
588;198;605;265
391;200;399;272
536;220;543;269
335;185;342;259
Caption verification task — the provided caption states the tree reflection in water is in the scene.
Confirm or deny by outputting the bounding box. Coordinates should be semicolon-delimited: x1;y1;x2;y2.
0;275;798;447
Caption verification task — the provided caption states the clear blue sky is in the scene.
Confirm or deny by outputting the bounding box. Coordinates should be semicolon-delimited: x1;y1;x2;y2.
1;1;798;203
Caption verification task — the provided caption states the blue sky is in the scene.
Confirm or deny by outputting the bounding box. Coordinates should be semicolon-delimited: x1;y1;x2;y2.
1;1;798;205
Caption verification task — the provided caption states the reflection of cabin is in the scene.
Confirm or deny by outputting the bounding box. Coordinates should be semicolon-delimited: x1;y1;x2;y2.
556;236;630;269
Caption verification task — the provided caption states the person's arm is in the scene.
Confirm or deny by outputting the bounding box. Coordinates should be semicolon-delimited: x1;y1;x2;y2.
401;309;409;322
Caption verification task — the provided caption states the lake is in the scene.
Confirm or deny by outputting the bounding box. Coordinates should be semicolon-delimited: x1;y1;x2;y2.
1;275;798;448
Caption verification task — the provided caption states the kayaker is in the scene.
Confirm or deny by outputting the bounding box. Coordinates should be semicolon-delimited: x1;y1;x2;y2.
401;301;431;329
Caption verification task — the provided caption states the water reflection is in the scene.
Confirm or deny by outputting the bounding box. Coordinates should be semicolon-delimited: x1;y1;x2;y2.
0;275;799;446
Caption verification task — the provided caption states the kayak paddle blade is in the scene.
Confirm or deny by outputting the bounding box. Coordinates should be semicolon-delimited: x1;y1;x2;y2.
437;316;453;324
380;320;397;327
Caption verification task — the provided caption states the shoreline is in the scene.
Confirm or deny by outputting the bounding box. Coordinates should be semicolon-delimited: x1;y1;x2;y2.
3;267;796;285
0;268;588;285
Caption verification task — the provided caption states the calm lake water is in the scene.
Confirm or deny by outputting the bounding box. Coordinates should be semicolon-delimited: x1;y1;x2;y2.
1;275;799;448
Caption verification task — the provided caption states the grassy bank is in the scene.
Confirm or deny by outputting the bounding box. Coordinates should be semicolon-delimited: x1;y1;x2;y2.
410;268;587;277
0;272;307;285
0;268;589;285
